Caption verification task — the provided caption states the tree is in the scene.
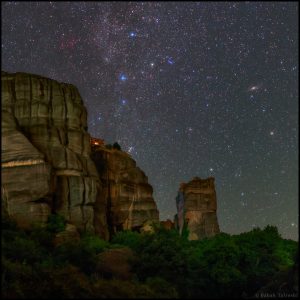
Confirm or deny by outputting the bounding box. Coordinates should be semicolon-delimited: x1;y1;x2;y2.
112;142;121;150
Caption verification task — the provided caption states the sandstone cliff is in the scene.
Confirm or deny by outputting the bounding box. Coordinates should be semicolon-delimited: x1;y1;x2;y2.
175;177;220;240
91;143;159;234
1;71;108;238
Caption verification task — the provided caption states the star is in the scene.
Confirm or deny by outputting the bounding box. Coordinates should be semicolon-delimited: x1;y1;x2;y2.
128;146;134;153
167;57;175;65
129;31;137;37
119;73;128;82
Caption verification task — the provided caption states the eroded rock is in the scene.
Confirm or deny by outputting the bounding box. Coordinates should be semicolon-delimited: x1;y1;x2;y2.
1;71;108;238
91;142;159;234
175;177;220;240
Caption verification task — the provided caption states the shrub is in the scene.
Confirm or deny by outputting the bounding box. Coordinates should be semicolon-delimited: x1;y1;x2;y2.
112;142;121;150
46;214;66;233
111;230;144;251
53;237;106;274
145;277;179;298
2;235;47;264
29;225;54;249
80;233;110;254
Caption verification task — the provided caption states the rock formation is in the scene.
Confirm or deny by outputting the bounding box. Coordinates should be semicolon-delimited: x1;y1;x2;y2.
1;71;108;239
175;177;220;240
160;219;175;230
91;141;159;234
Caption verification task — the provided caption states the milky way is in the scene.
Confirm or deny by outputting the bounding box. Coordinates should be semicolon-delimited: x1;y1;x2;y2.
1;2;298;240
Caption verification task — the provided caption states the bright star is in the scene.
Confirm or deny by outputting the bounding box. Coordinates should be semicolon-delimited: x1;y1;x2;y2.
128;146;134;153
119;73;128;81
129;32;137;37
270;131;274;135
121;99;127;105
167;57;174;65
209;168;214;172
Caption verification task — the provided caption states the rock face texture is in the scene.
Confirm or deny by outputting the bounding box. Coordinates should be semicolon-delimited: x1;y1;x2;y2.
91;143;159;234
1;71;108;238
175;177;220;240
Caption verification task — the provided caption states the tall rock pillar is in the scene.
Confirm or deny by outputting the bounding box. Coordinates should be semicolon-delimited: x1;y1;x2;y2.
175;177;220;240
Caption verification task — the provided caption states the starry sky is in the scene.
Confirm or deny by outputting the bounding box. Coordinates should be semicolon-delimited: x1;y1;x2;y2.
2;2;298;240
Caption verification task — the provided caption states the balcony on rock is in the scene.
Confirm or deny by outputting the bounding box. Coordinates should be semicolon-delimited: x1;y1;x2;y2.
90;137;105;147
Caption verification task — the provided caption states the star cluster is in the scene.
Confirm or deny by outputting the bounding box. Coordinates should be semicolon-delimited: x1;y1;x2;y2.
1;2;298;240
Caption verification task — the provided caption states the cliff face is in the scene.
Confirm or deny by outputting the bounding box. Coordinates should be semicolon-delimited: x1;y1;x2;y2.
1;71;108;238
91;144;159;234
175;177;220;240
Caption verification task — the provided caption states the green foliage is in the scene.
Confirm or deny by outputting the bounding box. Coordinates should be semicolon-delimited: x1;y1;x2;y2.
93;278;156;298
29;225;54;249
145;277;179;298
46;214;66;233
111;230;144;250
1;217;298;299
186;233;246;298
274;239;298;268
2;234;47;264
129;228;189;297
80;233;110;253
53;234;109;274
53;240;97;274
181;220;190;240
105;142;122;151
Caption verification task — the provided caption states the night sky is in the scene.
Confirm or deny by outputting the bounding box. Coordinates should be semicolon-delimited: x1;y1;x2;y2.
2;2;298;240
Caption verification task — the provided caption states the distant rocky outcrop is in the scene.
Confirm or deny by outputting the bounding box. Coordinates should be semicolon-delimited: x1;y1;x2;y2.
1;71;108;239
175;177;220;240
91;141;159;235
160;219;175;230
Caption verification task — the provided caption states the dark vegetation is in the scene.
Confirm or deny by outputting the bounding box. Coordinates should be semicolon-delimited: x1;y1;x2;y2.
2;215;298;299
105;142;122;151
